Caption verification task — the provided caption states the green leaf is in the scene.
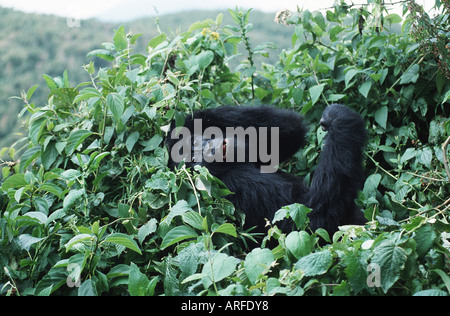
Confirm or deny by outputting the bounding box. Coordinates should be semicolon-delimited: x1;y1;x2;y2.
2;167;10;181
309;83;325;105
213;223;237;237
244;248;275;284
129;262;157;296
138;219;158;244
412;98;428;116
197;50;215;70
294;249;333;277
371;239;408;293
107;264;130;279
160;226;198;250
147;33;167;49
285;231;314;259
442;89;450;104
74;87;102;103
37;285;53;297
400;64;420;84
413;289;448;296
55;141;67;154
433;269;450;294
359;80;372;98
103;233;142;255
189;19;215;32
78;279;97;296
344;252;369;294
29;117;47;144
51;87;78;106
195;177;212;195
228;8;240;24
414;224;436;257
288;204;312;230
400;148;416;165
327;94;346;102
143;134;163;152
216;13;224;26
42;74;58;91
18;211;48;225
202;253;240;288
63;189;85;211
33;197;49;214
107;93;125;122
1;174;27;190
345;69;359;88
126;68;140;83
374;106;388;129
177;242;205;277
18;234;45;251
182;273;209;284
87;49;115;61
300;100;314;115
292;88;304;104
329;25;343;40
26;84;39;100
182;212;205;231
65;234;93;252
363;174;381;198
19;147;41;172
88;152;110;171
163;200;193;225
114;26;128;51
385;13;402;24
42;141;58;170
273;203;312;230
416;148;433;168
61;169;82;181
65;130;92;155
126;131;140;153
35;266;68;295
62;70;70;88
313;11;326;31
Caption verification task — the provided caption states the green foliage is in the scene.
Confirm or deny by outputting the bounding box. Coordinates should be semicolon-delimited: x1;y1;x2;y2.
0;7;291;151
1;2;450;296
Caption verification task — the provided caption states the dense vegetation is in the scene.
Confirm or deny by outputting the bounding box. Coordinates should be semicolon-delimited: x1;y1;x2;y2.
0;7;291;150
1;0;449;296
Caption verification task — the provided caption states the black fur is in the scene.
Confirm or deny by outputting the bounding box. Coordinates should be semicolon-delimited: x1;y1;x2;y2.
166;104;367;235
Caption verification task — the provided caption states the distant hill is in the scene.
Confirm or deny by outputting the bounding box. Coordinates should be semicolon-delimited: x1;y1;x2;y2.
0;7;116;148
0;6;294;149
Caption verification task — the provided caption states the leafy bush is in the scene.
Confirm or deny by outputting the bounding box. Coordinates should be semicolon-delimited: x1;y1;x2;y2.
1;2;449;296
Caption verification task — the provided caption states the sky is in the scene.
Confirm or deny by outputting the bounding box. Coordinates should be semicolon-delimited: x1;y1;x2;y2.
0;0;436;22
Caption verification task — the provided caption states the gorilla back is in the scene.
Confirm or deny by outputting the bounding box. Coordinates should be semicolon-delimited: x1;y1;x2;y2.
166;104;367;236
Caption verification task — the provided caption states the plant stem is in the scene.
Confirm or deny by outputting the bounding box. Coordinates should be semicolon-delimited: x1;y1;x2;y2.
182;165;202;214
238;13;255;99
442;136;450;181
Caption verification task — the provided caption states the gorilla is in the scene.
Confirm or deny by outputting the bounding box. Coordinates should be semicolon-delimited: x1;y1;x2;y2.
166;104;367;236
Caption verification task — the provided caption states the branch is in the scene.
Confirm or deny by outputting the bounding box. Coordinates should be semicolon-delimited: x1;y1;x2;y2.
182;165;202;215
442;136;450;181
315;0;411;12
366;152;398;180
406;171;447;182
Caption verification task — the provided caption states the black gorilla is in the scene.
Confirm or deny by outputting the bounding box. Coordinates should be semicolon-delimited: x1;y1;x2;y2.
166;104;367;235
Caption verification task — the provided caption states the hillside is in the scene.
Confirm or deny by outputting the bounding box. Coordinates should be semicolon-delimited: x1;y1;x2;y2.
0;7;293;149
0;7;115;148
